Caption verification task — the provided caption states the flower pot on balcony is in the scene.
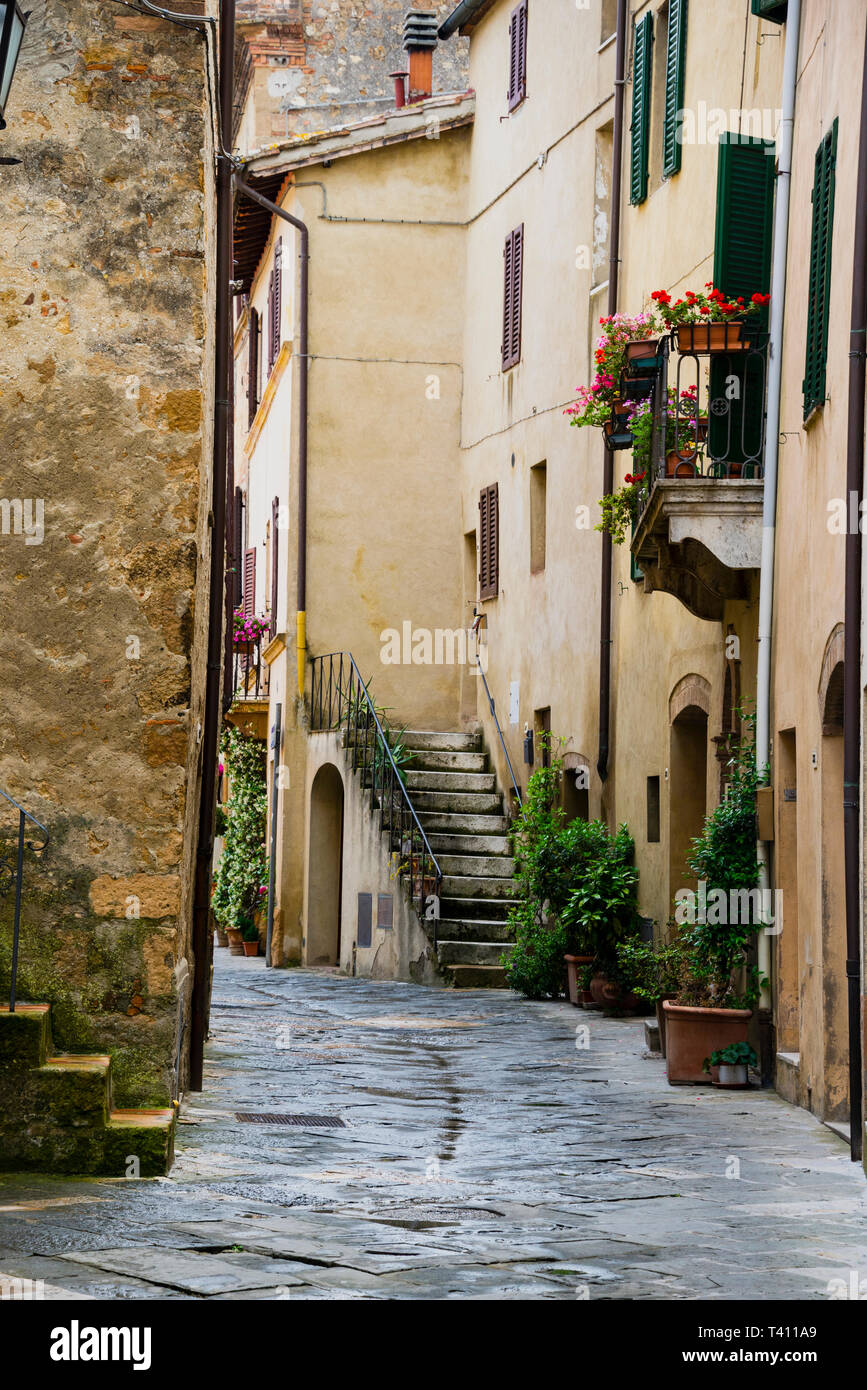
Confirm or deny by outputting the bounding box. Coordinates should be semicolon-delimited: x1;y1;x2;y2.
226;926;244;957
625;338;661;372
564;954;595;1008
603;417;633;451
663;1001;752;1085
242;939;259;958
676;322;744;354
665;448;699;478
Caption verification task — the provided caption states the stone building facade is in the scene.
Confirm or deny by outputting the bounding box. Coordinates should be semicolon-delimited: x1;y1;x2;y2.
0;0;215;1119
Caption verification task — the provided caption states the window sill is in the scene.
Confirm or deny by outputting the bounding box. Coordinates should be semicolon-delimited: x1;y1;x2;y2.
802;401;825;431
598;32;616;53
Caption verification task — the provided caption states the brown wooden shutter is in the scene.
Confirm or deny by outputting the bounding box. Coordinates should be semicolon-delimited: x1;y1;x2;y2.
270;496;279;637
271;238;282;370
243;546;256;619
247;308;259;428
265;270;275;374
501;225;523;370
507;1;527;111
479;483;499;600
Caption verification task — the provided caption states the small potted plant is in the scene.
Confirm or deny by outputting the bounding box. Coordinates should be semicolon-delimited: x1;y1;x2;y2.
240;917;260;957
595;472;644;544
232;608;271;655
565;312;659;430
225;923;244;956
703;1041;757;1089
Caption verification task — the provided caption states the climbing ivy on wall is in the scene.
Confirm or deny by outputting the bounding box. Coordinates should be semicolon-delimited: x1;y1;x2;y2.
212;726;268;932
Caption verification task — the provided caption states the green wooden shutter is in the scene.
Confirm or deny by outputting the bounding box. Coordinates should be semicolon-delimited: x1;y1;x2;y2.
710;133;776;467
751;0;787;24
662;0;687;179
803;119;838;419
630;12;653;206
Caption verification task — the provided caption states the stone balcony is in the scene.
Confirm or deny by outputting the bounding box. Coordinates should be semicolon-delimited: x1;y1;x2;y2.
630;477;764;622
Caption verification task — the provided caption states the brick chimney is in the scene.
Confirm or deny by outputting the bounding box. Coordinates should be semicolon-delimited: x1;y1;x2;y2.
403;10;438;103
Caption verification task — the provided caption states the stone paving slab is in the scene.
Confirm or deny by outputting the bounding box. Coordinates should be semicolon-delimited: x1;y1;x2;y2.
1;956;866;1300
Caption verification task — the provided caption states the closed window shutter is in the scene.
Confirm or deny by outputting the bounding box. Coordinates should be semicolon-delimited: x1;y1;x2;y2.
243;546;256;619
233;486;243;607
662;0;687;179
630;12;653;205
507;1;528;111
272;238;282;369
803;119;837;419
479;483;499;600
270;496;279;636
710;133;775;466
247;308;259;428
501;226;523;370
265;270;275;375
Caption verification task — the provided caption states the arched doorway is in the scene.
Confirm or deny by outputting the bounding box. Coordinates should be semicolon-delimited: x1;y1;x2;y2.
819;626;846;1119
307;764;344;965
668;675;710;909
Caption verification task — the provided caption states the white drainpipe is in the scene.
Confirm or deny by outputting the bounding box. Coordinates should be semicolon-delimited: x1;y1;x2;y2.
756;0;801;1008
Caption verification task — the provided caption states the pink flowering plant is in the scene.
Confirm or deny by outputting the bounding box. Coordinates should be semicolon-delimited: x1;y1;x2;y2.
232;607;270;646
565;312;658;428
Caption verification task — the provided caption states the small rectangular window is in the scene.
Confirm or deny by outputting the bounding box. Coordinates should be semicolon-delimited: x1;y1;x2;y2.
507;1;528;111
647;775;661;842
530;461;546;573
357;893;372;949
535;707;551;768
377;894;393;930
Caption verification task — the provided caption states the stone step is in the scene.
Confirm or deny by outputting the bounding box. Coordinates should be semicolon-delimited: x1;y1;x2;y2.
433;918;515;944
34;1056;111;1127
104;1109;176;1178
436;939;513;966
443;963;510;989
426;832;512;856
406;750;488;773
0;1004;52;1068
413;790;504;815
417;811;511;835
406;769;497;794
440;895;513;922
438;853;516;878
441;874;520;899
401;730;482;753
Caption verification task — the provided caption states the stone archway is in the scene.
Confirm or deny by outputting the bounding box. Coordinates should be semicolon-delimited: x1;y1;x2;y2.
307;763;344;966
668;675;710;910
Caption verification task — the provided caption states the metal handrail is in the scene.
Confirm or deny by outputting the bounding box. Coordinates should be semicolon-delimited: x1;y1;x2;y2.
474;657;522;809
0;787;49;1012
309;652;442;937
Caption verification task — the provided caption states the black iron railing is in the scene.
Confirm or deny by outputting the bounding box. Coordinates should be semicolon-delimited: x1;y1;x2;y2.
0;787;49;1012
474;656;522;809
231;633;269;702
635;330;768;521
309;652;442;935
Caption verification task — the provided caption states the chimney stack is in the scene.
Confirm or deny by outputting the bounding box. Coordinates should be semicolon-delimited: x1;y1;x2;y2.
403;10;437;103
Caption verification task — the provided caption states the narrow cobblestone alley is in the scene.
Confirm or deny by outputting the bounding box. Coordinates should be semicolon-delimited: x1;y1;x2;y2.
1;954;866;1301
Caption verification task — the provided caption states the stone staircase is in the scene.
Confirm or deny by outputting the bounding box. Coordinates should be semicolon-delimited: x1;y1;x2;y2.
0;1003;175;1176
401;730;518;988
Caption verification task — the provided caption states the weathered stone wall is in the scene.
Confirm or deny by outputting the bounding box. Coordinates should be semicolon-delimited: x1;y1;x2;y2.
235;1;468;147
0;0;215;1107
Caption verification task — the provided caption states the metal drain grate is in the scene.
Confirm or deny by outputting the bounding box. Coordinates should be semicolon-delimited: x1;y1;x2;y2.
235;1112;345;1128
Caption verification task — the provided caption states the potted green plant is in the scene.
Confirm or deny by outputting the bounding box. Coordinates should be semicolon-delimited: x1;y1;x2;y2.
596;472;644;544
703;1040;757;1089
663;718;765;1084
561;823;641;1012
212;726;269;960
615;928;687;1055
240;917;260;958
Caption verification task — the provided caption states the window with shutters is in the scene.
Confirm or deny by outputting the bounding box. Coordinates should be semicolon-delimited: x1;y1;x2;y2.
247;307;260;429
243;546;256;619
803;120;837;421
501;225;523;371
710;132;775;464
479;483;499;601
270;496;280;636
267;239;282;376
629;11;653;205
507;2;527;112
662;0;687;179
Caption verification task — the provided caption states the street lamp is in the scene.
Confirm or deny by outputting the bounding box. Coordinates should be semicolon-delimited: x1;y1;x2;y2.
0;3;28;131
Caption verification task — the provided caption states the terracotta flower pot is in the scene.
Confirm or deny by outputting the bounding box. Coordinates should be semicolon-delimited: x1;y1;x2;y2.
625;337;660;361
589;972;641;1014
665;448;699;478
215;926;229;948
676;322;744;354
226;927;244;957
242;940;259;957
564;954;595;1008
663;1000;752;1085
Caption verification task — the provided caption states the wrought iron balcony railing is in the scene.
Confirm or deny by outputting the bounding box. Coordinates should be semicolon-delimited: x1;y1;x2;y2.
231;633;269;703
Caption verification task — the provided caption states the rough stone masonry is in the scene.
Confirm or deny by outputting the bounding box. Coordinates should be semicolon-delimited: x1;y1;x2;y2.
0;0;215;1108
